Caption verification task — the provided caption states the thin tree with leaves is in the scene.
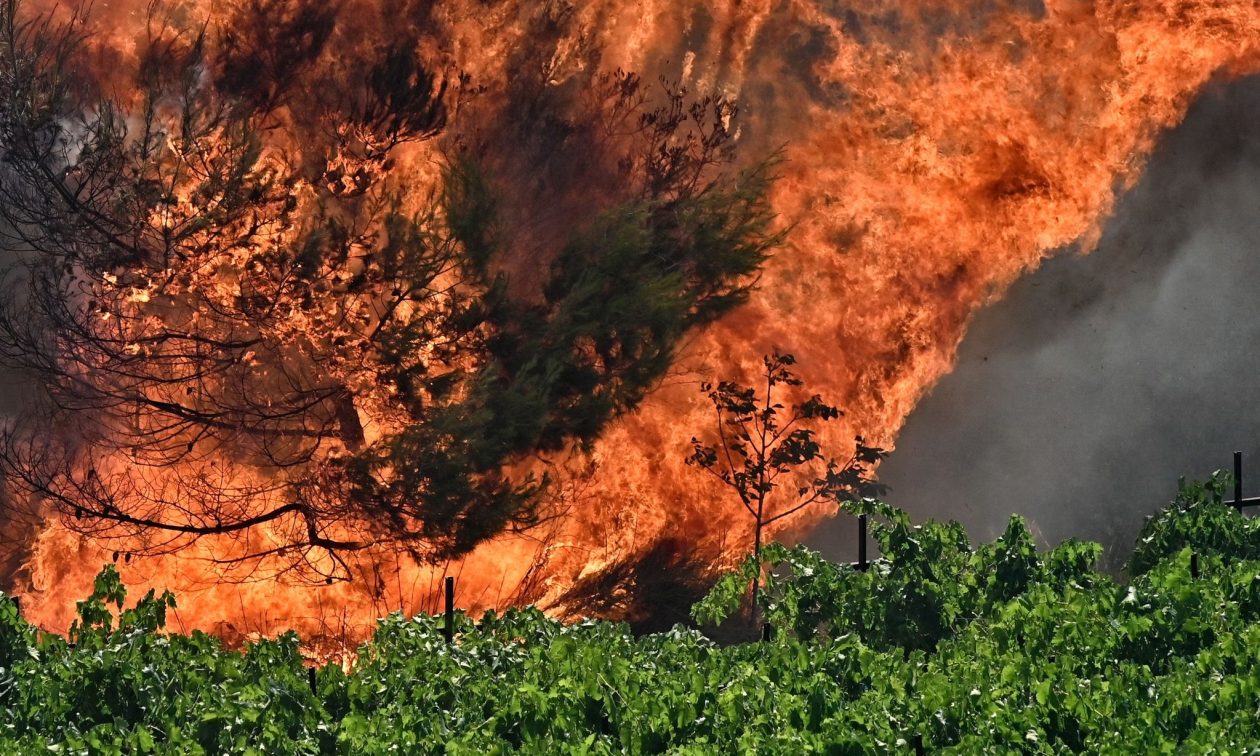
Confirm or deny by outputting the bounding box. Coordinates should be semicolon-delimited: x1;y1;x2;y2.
687;351;886;624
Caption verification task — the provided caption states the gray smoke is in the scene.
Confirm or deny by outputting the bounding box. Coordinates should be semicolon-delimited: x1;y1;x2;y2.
806;73;1260;572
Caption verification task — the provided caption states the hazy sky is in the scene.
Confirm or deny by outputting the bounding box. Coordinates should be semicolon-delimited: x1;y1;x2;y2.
807;73;1260;571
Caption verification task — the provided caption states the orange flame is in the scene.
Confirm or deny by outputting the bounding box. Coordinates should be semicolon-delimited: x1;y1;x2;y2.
12;0;1260;656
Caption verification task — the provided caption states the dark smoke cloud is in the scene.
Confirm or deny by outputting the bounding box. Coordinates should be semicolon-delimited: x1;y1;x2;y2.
806;73;1260;572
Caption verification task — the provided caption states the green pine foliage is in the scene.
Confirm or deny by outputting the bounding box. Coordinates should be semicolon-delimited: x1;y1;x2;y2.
6;481;1260;752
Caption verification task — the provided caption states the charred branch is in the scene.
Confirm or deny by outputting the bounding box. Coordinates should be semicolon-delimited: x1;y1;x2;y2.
0;0;779;579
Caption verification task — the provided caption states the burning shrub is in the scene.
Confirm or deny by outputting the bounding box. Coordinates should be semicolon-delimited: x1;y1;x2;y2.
0;0;780;581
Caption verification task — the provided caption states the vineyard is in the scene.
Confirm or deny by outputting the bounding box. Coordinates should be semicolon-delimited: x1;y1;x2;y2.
4;476;1260;753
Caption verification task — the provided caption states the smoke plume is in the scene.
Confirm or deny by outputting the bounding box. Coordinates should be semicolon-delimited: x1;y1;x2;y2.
816;73;1260;570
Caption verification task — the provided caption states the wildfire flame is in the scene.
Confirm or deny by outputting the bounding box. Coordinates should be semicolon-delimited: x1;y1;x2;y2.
8;0;1260;657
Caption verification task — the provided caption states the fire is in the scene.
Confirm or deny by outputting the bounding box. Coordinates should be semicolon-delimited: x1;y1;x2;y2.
7;0;1260;655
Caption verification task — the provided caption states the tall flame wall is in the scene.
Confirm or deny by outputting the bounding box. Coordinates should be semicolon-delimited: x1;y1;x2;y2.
9;0;1260;648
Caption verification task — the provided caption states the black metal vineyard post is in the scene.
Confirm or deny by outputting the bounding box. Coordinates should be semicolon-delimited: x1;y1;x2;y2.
858;512;869;572
1236;451;1244;510
1223;450;1260;510
1186;450;1260;579
443;576;456;645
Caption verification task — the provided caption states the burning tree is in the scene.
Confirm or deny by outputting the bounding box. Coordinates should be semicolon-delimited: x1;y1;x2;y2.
687;351;886;619
0;0;781;580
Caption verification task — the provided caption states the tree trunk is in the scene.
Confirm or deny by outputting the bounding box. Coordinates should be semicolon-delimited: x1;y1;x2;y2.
750;517;763;635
